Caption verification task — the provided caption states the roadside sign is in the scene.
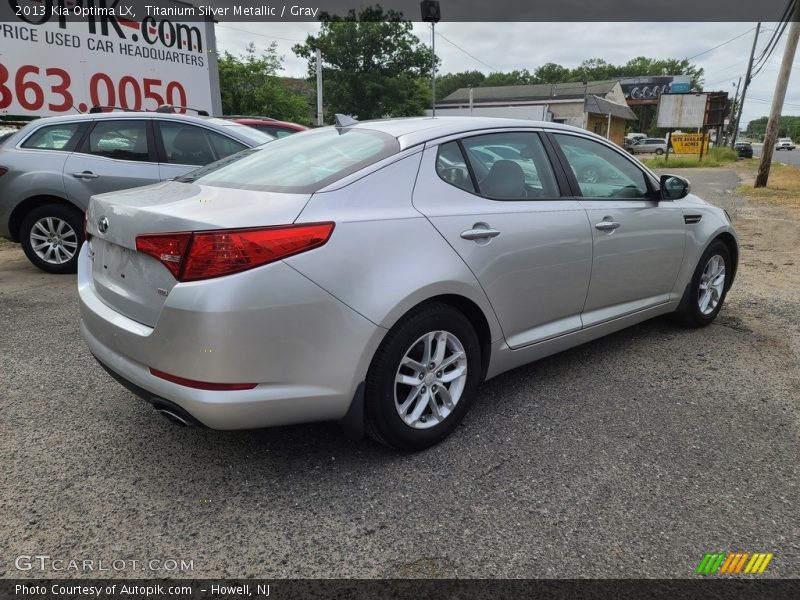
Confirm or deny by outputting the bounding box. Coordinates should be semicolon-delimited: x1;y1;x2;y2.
657;93;707;128
671;133;710;154
0;0;221;117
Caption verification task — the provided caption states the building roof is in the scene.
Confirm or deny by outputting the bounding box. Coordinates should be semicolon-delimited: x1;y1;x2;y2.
439;80;620;105
584;95;637;120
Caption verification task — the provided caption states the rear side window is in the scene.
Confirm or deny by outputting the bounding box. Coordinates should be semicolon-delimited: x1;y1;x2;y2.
21;123;83;151
160;122;247;166
86;120;149;162
186;127;399;193
436;141;474;193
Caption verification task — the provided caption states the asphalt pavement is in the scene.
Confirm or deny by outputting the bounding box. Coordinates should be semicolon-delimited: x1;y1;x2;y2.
751;142;800;167
1;169;798;579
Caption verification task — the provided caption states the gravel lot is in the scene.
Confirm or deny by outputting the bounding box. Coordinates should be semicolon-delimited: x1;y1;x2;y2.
1;168;798;579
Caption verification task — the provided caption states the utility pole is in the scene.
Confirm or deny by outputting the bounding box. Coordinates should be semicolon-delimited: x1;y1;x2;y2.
421;1;441;117
756;5;800;187
315;47;323;126
730;23;760;147
728;76;742;145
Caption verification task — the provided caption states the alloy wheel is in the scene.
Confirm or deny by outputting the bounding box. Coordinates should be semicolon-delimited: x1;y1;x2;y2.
29;217;79;265
394;330;468;430
698;254;725;315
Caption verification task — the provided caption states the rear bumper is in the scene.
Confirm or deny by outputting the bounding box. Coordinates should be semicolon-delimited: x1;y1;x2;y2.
78;244;386;430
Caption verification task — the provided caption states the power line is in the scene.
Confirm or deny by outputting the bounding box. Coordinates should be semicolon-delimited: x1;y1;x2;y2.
749;96;800;108
435;31;498;71
684;27;758;61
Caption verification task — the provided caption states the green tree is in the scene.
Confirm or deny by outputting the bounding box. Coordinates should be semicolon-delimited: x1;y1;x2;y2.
218;42;310;124
293;5;435;121
483;69;535;87
533;63;572;84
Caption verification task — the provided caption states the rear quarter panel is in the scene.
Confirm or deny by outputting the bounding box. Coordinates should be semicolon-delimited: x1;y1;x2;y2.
286;150;503;378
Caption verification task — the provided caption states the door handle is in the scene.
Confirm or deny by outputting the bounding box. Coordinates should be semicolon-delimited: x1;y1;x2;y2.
72;171;99;179
595;219;620;231
460;227;501;241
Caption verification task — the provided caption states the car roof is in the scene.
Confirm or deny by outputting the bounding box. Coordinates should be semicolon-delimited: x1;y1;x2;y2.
336;116;599;149
21;111;231;128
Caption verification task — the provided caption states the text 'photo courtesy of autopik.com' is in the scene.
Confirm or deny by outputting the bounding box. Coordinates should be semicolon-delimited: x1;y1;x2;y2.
1;0;799;598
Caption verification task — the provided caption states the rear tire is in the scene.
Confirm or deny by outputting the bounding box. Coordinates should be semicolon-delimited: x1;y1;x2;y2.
655;148;665;155
20;204;84;274
365;303;481;451
674;240;731;327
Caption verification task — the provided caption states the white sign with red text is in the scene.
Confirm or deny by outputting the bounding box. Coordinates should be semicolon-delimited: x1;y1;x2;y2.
0;0;218;117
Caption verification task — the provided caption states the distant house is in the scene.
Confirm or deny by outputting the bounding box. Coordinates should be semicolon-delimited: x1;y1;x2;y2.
433;80;636;146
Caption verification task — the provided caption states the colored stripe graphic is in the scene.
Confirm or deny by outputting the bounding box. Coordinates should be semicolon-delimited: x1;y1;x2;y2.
699;552;773;575
719;553;737;574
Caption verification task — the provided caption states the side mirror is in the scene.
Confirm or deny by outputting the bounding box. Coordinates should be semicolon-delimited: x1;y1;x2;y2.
660;174;690;200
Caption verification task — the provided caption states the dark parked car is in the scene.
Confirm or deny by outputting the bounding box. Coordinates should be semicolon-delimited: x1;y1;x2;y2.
734;142;753;158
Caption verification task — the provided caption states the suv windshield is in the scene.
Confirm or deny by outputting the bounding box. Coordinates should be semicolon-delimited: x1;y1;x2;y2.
185;127;400;193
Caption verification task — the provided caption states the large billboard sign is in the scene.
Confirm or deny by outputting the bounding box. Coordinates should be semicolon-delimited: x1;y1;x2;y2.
618;75;692;102
0;0;220;117
656;93;708;129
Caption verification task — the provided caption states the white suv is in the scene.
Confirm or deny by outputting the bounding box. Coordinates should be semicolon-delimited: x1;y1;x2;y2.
776;137;796;151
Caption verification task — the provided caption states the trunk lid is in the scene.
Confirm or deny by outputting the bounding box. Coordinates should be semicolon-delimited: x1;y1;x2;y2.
85;180;311;327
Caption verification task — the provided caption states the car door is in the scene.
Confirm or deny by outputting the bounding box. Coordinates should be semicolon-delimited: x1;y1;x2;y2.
155;121;249;180
550;132;686;327
412;130;593;349
63;119;160;208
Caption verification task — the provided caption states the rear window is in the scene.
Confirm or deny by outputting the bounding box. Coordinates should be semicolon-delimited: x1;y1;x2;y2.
221;123;275;146
186;127;399;193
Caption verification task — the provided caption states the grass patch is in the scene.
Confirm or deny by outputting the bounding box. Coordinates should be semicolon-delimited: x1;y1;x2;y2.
642;146;739;169
736;162;800;208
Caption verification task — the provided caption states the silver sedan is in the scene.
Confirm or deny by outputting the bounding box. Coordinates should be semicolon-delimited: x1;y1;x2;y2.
78;117;738;451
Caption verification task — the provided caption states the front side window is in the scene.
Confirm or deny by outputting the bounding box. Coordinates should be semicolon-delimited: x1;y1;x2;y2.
86;120;149;162
182;127;399;193
458;132;559;200
21;123;83;151
554;134;651;199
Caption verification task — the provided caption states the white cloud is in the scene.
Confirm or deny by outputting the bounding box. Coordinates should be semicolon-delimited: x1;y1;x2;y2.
215;21;800;129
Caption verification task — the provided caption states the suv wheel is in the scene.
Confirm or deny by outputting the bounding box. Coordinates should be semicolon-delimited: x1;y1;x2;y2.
365;303;481;451
20;204;84;274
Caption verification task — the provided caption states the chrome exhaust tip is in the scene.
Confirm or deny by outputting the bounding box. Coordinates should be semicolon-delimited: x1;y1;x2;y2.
156;408;190;427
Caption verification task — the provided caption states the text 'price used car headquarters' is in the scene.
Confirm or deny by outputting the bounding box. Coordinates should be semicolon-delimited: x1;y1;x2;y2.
0;0;220;116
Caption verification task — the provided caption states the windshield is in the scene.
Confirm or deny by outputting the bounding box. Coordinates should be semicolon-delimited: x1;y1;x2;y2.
222;123;275;146
187;127;400;193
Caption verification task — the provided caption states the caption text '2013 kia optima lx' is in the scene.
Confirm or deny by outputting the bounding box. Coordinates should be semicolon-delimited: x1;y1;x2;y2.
78;117;738;451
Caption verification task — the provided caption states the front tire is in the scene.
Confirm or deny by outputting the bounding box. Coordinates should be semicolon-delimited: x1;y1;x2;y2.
655;148;665;155
365;303;481;451
20;204;84;274
674;240;731;327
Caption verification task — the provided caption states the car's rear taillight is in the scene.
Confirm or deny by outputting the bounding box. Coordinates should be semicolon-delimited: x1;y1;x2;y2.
135;223;334;282
149;368;257;391
135;232;192;278
0;167;8;177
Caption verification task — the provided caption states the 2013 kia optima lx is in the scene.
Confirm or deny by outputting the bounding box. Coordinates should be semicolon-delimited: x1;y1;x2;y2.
78;117;738;450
